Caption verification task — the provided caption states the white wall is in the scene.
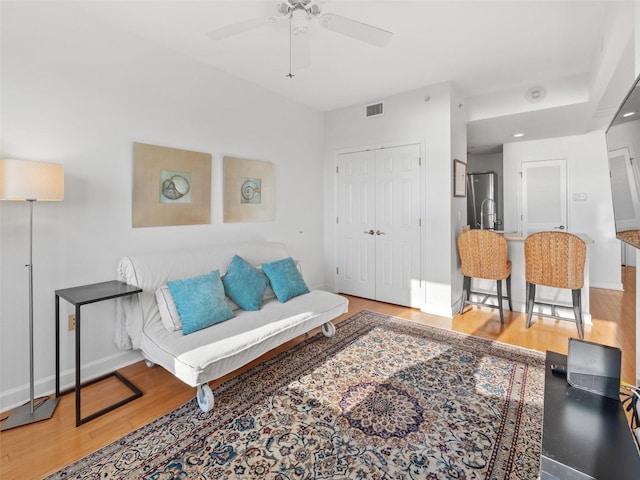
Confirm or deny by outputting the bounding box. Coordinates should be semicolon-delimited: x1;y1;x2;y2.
503;133;621;290
0;3;326;410
450;92;468;310
323;82;466;317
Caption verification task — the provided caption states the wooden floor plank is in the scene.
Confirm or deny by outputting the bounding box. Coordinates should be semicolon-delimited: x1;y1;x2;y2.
0;272;636;479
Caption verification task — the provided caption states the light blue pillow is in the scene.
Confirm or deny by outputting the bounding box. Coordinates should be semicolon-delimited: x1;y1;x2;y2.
222;255;268;311
167;270;233;335
261;257;310;303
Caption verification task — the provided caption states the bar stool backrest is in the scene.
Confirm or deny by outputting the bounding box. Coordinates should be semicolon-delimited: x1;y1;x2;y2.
458;229;510;281
524;231;586;289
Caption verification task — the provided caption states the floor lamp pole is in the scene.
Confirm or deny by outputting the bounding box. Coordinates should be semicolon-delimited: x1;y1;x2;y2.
28;199;35;415
1;200;59;431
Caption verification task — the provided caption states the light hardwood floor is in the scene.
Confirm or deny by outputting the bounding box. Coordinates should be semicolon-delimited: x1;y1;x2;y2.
1;269;636;479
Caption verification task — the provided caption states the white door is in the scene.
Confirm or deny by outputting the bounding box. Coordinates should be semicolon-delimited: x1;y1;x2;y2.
521;159;568;232
374;146;422;305
336;150;376;299
337;144;422;306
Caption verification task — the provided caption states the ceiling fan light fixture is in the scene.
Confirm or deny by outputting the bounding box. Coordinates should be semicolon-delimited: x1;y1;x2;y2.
291;7;310;29
309;3;322;16
320;14;334;29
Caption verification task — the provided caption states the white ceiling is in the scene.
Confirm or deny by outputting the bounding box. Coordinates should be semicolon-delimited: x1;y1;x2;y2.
75;0;636;154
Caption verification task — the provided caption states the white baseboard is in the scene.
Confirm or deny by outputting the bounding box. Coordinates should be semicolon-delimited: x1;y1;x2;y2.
0;350;143;413
421;302;454;318
590;281;623;291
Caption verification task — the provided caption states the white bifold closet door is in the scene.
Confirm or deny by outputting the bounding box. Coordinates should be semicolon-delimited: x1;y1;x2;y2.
336;143;422;307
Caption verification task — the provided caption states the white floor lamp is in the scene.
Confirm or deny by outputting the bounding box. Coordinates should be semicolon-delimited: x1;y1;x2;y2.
0;158;64;430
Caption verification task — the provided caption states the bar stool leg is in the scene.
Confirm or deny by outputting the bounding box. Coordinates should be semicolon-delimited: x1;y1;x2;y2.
572;288;584;339
496;279;504;324
506;274;513;311
526;283;536;328
459;276;470;314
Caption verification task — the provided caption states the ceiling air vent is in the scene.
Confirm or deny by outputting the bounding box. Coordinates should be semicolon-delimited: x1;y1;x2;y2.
365;102;384;118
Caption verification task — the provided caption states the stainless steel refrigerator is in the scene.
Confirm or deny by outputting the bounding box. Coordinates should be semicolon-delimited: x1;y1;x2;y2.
466;171;501;230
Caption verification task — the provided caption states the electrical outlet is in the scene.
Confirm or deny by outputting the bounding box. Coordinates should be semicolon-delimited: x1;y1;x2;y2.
68;314;76;331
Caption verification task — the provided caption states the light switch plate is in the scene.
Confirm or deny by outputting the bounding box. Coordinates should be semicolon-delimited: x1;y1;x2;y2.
572;193;587;201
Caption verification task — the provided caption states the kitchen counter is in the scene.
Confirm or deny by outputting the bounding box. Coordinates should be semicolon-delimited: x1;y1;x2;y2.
502;231;594;244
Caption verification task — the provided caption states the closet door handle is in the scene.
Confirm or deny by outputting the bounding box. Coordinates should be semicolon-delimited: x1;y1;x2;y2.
376;230;386;235
364;230;375;235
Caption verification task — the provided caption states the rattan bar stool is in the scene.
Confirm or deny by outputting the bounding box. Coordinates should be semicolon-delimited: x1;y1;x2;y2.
457;229;512;324
524;231;586;339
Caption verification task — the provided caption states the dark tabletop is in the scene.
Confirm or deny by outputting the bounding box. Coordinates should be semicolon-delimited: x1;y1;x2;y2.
55;280;142;306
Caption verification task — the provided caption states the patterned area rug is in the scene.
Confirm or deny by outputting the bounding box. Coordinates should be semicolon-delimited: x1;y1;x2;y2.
47;310;545;479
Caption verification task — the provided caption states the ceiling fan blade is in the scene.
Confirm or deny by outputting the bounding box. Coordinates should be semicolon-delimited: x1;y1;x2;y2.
292;31;311;70
319;13;392;47
206;16;276;41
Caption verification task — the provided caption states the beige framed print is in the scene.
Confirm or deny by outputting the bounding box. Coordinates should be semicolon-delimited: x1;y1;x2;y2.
223;156;274;222
453;159;466;197
132;142;212;227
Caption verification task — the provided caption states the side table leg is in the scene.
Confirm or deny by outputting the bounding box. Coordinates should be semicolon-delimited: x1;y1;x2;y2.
75;305;81;427
55;295;60;397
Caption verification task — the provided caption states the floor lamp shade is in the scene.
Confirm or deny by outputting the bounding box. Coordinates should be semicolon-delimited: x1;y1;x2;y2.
0;159;64;201
0;158;64;431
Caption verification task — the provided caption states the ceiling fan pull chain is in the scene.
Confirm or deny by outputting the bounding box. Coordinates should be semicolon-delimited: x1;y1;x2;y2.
286;14;295;78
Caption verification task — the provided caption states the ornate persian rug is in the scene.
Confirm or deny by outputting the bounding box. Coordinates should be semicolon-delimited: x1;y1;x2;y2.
47;310;545;479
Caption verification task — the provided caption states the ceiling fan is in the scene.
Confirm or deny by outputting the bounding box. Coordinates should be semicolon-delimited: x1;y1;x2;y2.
205;0;393;77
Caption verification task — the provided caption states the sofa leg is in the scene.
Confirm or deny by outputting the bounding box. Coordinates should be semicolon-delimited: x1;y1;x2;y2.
322;322;336;338
197;384;214;413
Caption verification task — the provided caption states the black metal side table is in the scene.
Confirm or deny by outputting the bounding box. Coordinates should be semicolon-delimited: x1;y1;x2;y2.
55;280;143;427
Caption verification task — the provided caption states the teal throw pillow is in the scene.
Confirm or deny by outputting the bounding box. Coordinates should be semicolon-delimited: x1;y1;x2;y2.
167;270;233;335
261;257;310;303
222;255;268;311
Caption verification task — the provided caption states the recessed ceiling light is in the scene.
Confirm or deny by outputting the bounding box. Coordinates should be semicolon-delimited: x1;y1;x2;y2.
513;133;525;138
623;111;636;117
525;86;546;103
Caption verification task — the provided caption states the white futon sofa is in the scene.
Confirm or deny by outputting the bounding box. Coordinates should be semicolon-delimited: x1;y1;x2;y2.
116;241;348;411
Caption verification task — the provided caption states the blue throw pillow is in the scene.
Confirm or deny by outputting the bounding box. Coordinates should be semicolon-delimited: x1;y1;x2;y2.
167;270;233;335
222;255;269;311
261;257;310;303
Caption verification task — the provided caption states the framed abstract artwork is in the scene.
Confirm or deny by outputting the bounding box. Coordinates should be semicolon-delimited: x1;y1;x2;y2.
223;156;274;222
453;159;467;198
132;142;212;227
